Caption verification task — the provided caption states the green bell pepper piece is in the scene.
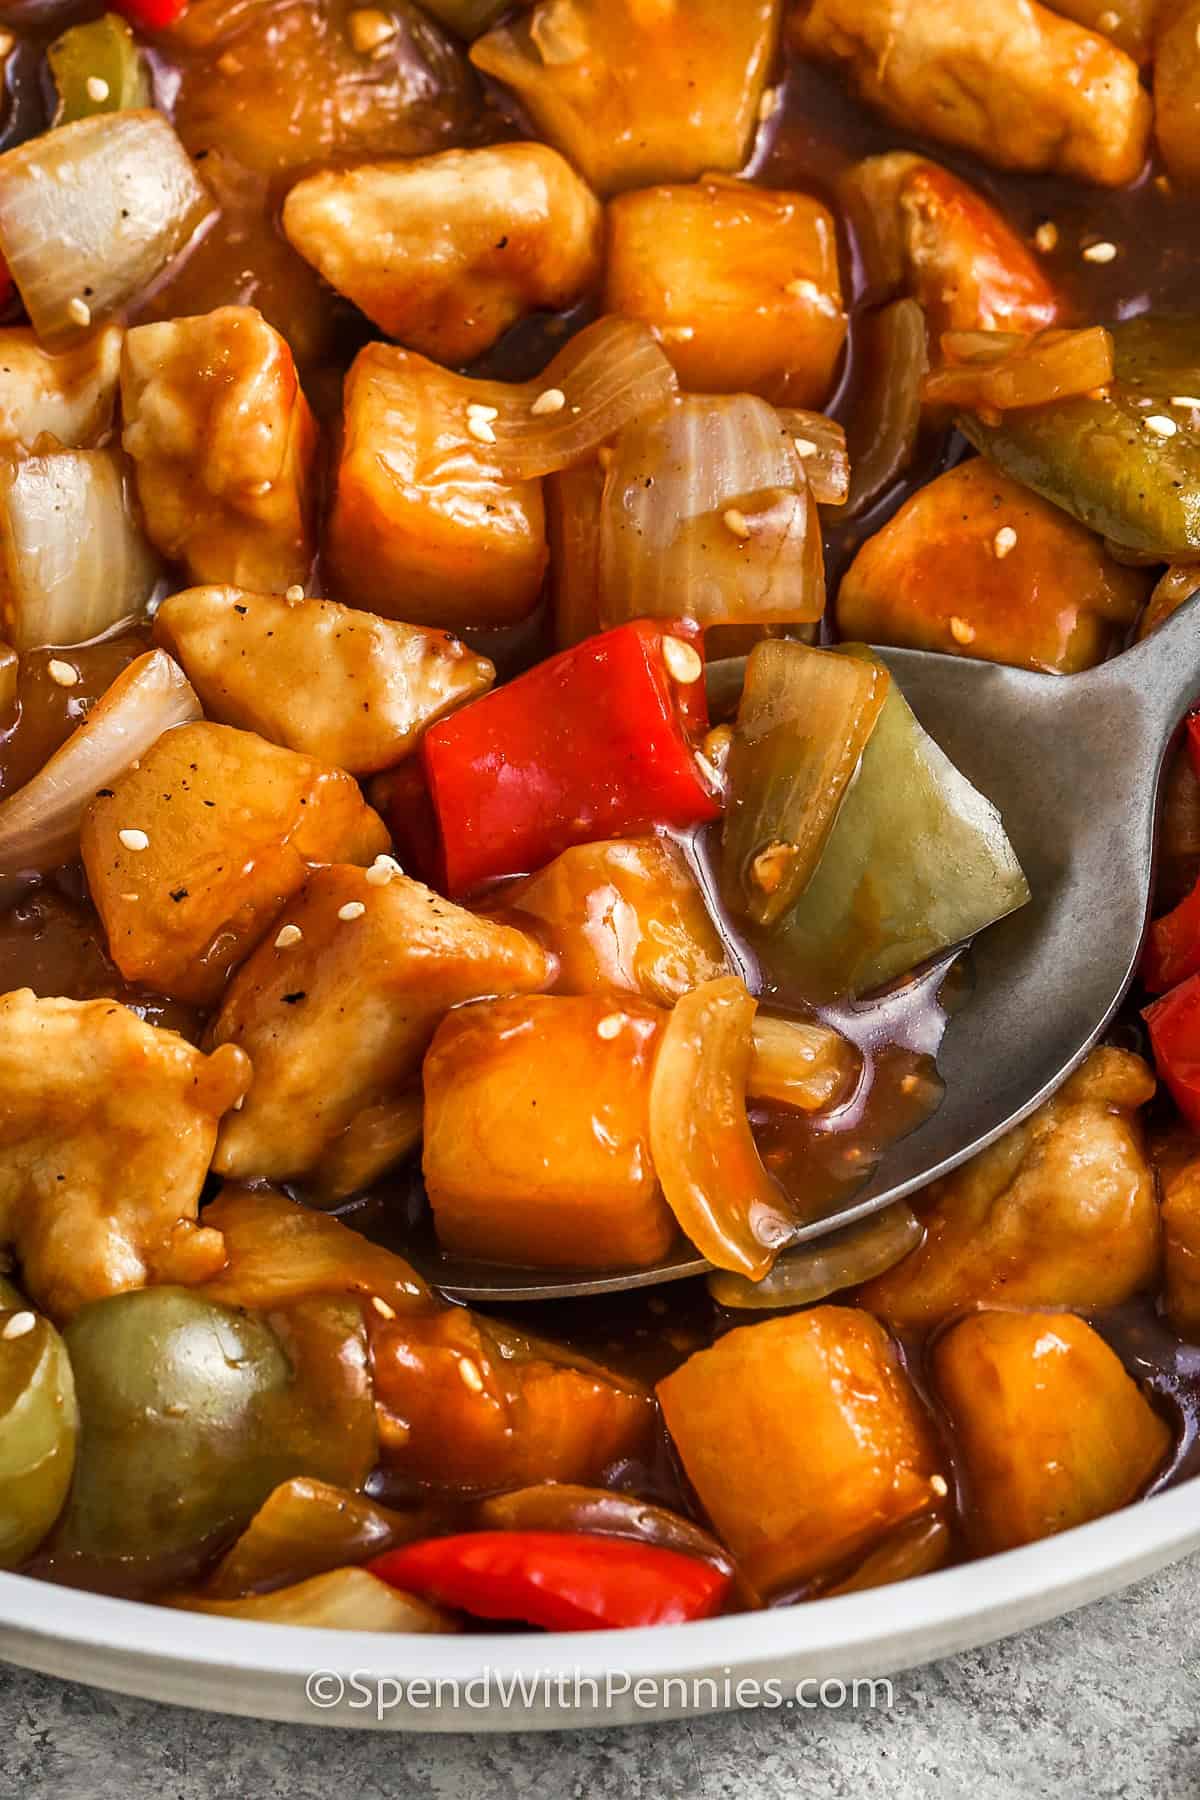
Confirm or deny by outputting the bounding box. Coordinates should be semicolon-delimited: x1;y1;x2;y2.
48;14;152;126
0;1279;78;1567
960;315;1200;561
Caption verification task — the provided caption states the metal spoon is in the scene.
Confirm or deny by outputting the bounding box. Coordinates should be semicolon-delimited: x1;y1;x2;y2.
429;601;1199;1303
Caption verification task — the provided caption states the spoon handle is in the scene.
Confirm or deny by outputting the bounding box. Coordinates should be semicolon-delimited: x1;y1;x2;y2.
1106;588;1200;739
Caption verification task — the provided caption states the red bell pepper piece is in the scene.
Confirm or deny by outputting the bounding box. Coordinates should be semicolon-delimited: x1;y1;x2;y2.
370;1530;731;1631
1145;970;1200;1131
1143;872;1200;993
421;619;720;897
112;0;189;27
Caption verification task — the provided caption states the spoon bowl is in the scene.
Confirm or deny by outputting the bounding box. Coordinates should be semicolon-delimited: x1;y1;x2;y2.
427;605;1199;1303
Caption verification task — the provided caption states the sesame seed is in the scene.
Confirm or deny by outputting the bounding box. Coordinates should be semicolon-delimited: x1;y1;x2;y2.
1097;8;1119;29
119;893;140;902
284;583;304;602
468;414;497;444
0;33;13;58
758;85;780;122
950;616;977;645
274;923;303;948
458;1357;484;1392
723;507;752;540
467;402;499;421
530;386;566;416
900;1073;920;1093
67;297;92;327
47;659;79;687
597;1013;624;1040
1146;414;1179;437
785;277;839;315
118;828;149;852
1034;221;1058;253
1082;240;1117;264
659;324;695;343
662;636;702;684
86;75;110;102
751;843;792;895
597;446;616;470
993;526;1018;559
930;1473;949;1498
365;853;402;887
1;1311;35;1340
347;7;396;52
1171;396;1200;408
338;900;367;921
793;437;819;458
371;1295;396;1320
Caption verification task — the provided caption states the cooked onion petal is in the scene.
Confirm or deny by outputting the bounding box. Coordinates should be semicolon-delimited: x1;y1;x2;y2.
924;326;1114;413
845;298;926;518
204;1476;441;1599
0;110;213;343
721;638;890;928
649;975;795;1281
825;1514;950;1596
775;407;850;506
748;1014;862;1112
707;1201;924;1310
476;1484;736;1577
0;447;161;651
598;394;825;632
1138;564;1200;640
171;1567;457;1631
546;458;605;649
0;648;200;894
458;316;678;481
418;0;513;37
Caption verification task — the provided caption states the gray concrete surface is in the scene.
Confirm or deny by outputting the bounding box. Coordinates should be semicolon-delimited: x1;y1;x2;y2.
1;1555;1198;1799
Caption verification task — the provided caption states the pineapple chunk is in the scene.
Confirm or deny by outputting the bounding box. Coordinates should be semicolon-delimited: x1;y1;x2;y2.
283;143;603;364
471;0;781;196
80;722;389;1007
791;0;1151;186
605;178;846;406
154;586;494;775
0;990;249;1320
0;324;123;451
838;460;1150;673
325;344;547;629
121;306;318;593
210;866;553;1188
423;993;677;1270
657;1307;944;1594
859;1048;1159;1331
505;836;730;1005
1155;0;1200;186
934;1311;1170;1553
844;153;1060;338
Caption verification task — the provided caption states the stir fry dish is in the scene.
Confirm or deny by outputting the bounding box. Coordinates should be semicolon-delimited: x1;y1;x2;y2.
0;0;1197;1637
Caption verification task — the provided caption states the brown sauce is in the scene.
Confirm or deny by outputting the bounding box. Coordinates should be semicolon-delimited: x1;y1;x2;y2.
1;6;1198;1591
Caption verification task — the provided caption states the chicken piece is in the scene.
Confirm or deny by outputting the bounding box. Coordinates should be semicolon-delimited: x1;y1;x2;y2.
0;325;123;451
837;459;1150;673
790;0;1152;187
81;721;389;1007
120;306;318;593
604;178;846;407
842;154;1060;338
325;344;547;630
283;144;603;365
154;586;494;776
1160;1155;1200;1339
424;993;677;1270
1044;0;1157;60
472;0;781;196
210;866;553;1188
0;991;249;1320
859;1047;1159;1331
657;1307;945;1595
504;837;730;1005
934;1311;1170;1553
201;1186;654;1492
1155;0;1200;185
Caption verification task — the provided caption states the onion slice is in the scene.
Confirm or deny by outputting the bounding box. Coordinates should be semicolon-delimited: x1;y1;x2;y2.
748;1014;862;1112
546;458;605;649
0;648;200;894
598;394;826;631
0;110;213;344
923;326;1114;413
721;639;891;928
204;1476;441;1599
707;1201;924;1310
458;316;678;480
476;1485;737;1579
0;448;161;651
648;975;796;1281
170;1567;456;1632
845;297;927;518
775;407;850;507
415;0;511;36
